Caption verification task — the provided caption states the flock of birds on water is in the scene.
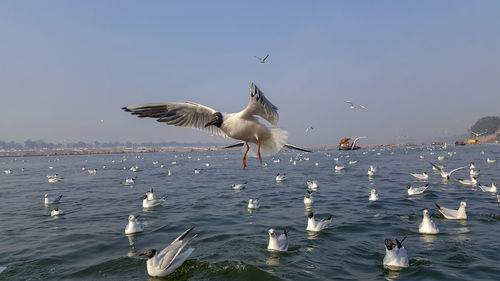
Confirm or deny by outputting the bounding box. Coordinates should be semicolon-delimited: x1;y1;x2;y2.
1;56;498;277
2;147;498;277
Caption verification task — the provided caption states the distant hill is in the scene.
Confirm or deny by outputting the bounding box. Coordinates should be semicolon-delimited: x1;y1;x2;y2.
470;116;500;142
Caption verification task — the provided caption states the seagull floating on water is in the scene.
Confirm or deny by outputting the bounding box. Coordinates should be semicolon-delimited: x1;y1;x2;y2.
304;190;314;206
306;180;319;190
141;194;167;209
232;182;247;190
139;227;197;277
275;173;286;182
431;163;466;180
255;54;269;63
456;176;478;186
306;212;332;232
44;194;63;205
410;172;428;181
334;165;345;171
383;237;409;269
367;165;376;176
419;209;439;234
479;182;497;193
4;169;12;175
248;198;260;209
369;189;379;201
487;157;496;164
125;214;143;234
123;83;310;168
146;188;156;200
406;184;429;195
267;229;288;252
51;206;64;216
435;201;467;220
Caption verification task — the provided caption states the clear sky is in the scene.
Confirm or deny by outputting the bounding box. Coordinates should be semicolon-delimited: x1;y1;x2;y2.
1;1;499;146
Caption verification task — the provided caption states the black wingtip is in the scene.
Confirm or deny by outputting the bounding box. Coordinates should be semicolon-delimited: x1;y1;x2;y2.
324;215;332;221
178;227;195;241
435;202;441;210
395;236;407;248
425;184;429;187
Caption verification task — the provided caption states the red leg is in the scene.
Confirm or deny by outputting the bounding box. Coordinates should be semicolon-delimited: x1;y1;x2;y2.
257;139;262;164
242;143;250;168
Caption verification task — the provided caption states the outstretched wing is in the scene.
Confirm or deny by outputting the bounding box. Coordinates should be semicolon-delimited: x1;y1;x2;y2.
158;227;197;270
240;83;279;125
122;102;227;137
344;100;354;106
284;144;311;152
449;166;467;175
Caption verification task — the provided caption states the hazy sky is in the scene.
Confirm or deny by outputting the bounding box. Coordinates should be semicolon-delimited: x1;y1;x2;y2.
1;1;499;146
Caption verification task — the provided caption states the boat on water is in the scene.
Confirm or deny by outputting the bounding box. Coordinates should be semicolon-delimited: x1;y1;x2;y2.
338;137;365;151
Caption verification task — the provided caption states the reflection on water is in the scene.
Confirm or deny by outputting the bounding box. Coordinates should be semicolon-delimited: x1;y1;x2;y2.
265;252;281;266
420;234;437;243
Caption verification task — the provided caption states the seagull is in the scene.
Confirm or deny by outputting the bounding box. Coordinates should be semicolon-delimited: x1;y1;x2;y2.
50;206;64;216
470;169;480;177
432;164;444;171
87;169;97;175
248;198;260;209
419;209;439;234
369;189;379;201
410;172;428;181
435;201;467;220
383;237;409;269
146;188;156;200
304;190;314;205
121;177;136;185
123;83;310;168
437;156;445;161
349;160;358;165
141;194;167;209
406;184;429;195
334;165;345;171
469;162;475;170
139;227;197;277
44;194;63;205
194;169;200;174
48;174;63;183
306;180;319;190
431;163;466;180
305;126;314;133
232;182;247;190
487;158;496;164
254;54;269;63
267;229;288;252
306;212;332;232
344;100;367;110
456;176;478;186
479;182;497;193
275;173;286;182
125;214;143;234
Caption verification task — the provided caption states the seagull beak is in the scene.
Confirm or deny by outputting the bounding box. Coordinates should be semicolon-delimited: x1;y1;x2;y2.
138;252;146;256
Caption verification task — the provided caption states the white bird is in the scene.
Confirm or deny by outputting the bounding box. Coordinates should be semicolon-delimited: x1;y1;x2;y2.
419;209;439;234
87;169;97;175
410;172;428;181
469;162;475;170
146;188;156;200
232;182;247;190
305;126;314;132
4;169;12;174
437;156;445;161
122;177;136;185
470;169;480;177
139;227;197;277
334;165;345;171
349;160;358;165
255;54;269;63
141;194;167;208
306;212;332;232
275;173;286;182
168;170;172;176
44;194;63;205
487;158;496;164
47;174;63;183
406;184;429;195
304;190;314;205
50;206;64;216
267;229;288;252
456;176;478;186
248;198;260;209
125;214;143;234
123;83;310;168
383;237;409;269
369;189;379;201
479;182;497;193
432;164;444;171
344;100;367;110
435;201;467;220
497;194;500;203
307;180;319;190
431;163;466;180
194;169;200;174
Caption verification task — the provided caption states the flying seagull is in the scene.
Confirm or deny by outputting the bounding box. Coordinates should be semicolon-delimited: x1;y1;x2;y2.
255;54;269;63
344;100;367;110
123;83;309;168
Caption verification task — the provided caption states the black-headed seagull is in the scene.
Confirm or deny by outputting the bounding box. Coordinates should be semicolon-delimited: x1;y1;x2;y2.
139;227;197;277
430;163;466;180
383;237;409;269
123;83;309;168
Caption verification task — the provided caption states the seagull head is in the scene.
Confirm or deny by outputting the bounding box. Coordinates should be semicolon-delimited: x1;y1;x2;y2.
406;185;412;189
53;206;59;211
205;112;223;128
308;212;314;219
460;201;467;208
139;248;156;259
129;214;138;221
268;229;275;238
140;194;148;200
384;238;395;250
423;209;429;216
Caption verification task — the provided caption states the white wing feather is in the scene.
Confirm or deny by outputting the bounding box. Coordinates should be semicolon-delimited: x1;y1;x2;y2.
240;83;279;125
